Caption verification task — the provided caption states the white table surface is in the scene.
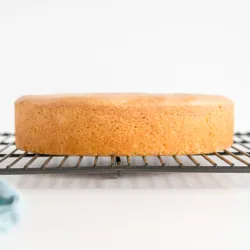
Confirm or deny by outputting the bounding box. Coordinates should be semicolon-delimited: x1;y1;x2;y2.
2;187;250;250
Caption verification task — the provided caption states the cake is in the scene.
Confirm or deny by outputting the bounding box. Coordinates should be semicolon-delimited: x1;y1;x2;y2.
15;93;234;156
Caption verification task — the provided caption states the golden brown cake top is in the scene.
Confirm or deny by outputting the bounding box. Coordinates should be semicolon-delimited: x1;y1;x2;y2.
15;93;233;107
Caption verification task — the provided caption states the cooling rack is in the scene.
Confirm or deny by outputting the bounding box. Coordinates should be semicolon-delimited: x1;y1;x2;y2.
0;132;250;175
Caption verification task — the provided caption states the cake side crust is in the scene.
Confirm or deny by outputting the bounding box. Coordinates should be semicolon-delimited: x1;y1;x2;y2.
15;94;234;156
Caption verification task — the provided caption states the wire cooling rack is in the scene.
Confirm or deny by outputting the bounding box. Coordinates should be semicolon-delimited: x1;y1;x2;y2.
0;132;250;175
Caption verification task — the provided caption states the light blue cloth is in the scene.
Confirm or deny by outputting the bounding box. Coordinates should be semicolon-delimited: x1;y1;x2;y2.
0;180;24;233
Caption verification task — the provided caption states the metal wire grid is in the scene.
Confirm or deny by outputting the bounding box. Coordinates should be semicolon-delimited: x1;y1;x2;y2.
0;132;250;175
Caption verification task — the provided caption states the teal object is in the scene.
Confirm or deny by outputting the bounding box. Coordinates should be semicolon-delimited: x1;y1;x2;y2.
0;180;24;233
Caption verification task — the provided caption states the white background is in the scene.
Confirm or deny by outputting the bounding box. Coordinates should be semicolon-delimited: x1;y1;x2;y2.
0;0;249;131
3;189;250;250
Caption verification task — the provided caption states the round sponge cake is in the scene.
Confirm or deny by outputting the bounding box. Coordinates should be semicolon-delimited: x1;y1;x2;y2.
15;93;234;156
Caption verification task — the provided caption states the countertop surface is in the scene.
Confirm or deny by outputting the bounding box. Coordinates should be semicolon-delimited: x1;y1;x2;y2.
1;175;250;250
2;189;250;250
